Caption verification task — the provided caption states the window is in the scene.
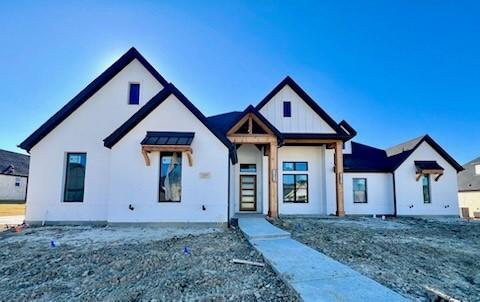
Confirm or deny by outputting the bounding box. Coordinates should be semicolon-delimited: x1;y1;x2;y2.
159;152;182;202
15;177;20;187
422;174;431;203
282;162;308;171
283;174;308;203
129;83;140;105
240;164;256;173
283;101;291;117
475;164;480;175
64;153;87;202
353;178;367;203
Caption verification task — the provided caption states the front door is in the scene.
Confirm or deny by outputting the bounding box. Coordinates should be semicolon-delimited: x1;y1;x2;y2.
240;175;256;211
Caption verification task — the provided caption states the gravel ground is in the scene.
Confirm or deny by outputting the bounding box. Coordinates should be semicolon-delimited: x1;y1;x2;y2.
0;225;297;301
273;216;480;302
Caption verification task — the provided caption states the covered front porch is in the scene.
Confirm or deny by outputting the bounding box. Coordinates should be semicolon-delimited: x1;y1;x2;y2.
226;106;346;219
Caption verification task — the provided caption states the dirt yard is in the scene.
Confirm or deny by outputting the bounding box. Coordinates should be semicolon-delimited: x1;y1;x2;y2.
0;225;297;301
273;216;480;301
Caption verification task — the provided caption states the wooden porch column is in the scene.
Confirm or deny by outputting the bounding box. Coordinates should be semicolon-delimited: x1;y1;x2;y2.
268;142;278;218
334;141;345;216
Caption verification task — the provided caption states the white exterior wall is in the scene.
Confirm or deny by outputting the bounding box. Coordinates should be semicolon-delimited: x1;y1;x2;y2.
232;145;264;214
324;148;337;215
278;146;327;215
344;173;394;215
259;85;336;133
458;191;480;218
107;95;229;223
26;60;164;222
0;175;28;200
395;142;459;216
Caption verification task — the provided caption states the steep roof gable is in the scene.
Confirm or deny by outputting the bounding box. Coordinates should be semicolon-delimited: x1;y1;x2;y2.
385;135;463;172
19;47;168;152
103;83;236;161
255;76;347;136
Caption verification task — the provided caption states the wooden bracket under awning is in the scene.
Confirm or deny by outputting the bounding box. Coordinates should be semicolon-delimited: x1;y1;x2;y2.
416;169;444;181
141;145;193;167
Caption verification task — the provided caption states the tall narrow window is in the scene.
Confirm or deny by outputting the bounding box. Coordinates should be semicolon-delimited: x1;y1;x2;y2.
283;101;291;117
15;177;21;187
64;153;87;202
353;178;367;203
159;152;182;202
422;174;431;203
129;83;140;105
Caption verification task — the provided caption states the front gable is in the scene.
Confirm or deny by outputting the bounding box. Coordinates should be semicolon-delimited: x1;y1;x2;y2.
256;76;345;134
19;47;167;152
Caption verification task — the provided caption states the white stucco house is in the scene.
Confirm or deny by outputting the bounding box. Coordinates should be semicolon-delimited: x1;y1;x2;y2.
19;48;463;224
0;149;29;201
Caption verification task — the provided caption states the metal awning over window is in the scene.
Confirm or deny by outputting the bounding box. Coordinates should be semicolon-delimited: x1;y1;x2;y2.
141;132;194;166
415;161;444;181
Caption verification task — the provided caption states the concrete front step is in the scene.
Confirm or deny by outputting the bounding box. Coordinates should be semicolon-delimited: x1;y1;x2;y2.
238;217;291;241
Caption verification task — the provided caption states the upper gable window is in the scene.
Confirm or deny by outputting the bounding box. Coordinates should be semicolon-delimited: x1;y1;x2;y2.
283;101;291;117
129;83;140;105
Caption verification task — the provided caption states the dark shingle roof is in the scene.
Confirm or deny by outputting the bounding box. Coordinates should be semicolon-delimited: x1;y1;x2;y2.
414;160;444;171
206;111;243;134
458;157;480;192
344;135;463;173
0;149;30;177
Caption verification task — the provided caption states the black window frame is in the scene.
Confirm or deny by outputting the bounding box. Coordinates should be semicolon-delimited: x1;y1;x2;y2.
283;101;291;117
63;152;87;203
282;161;308;171
422;174;431;203
352;178;368;203
128;83;140;105
283;174;309;203
159;152;182;203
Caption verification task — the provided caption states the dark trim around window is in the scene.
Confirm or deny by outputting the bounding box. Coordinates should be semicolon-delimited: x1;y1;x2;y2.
63;152;87;203
353;178;367;203
422;174;431;203
128;83;140;105
282;161;308;171
283;174;309;203
283;101;291;117
159;152;182;202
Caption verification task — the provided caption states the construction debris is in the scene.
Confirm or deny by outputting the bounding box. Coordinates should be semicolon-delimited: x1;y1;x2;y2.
425;286;461;302
232;258;265;267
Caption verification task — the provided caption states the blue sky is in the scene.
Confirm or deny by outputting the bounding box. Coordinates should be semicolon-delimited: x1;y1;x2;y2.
0;1;479;164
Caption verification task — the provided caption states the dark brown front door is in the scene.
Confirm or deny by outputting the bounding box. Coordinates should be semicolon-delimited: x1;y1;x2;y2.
240;175;256;211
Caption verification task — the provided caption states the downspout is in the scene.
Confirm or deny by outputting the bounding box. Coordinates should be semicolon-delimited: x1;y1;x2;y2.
227;155;231;228
391;171;397;217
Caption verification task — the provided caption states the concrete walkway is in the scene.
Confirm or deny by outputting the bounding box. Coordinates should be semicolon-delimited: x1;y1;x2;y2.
238;218;408;302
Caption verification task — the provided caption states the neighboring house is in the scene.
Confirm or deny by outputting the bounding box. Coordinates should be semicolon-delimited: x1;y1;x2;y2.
458;157;480;218
0;149;29;201
18;48;463;224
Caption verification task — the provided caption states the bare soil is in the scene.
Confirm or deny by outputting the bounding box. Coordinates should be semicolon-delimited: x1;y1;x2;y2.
273;216;480;302
0;225;298;301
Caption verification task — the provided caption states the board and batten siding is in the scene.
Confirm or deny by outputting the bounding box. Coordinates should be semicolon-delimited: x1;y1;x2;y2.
395;141;459;216
344;173;394;215
107;94;229;223
26;59;164;223
258;85;336;133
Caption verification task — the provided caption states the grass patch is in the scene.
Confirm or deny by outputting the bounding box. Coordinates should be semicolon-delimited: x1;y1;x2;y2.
0;203;25;216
